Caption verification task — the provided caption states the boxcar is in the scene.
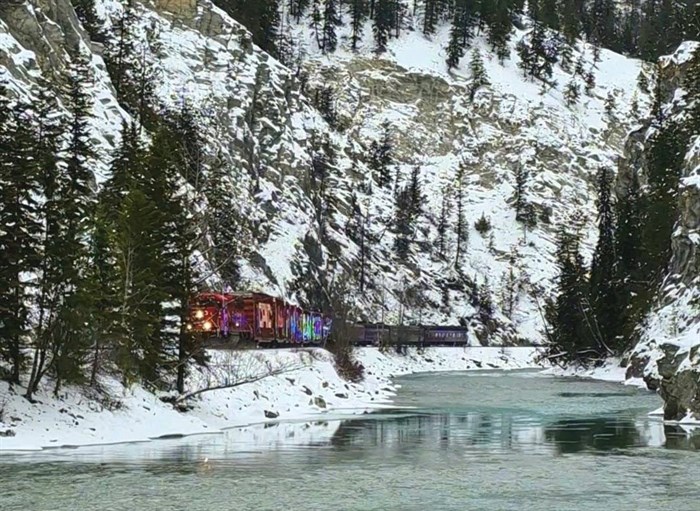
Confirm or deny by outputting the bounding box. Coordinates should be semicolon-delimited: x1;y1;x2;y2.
422;326;470;346
187;291;331;346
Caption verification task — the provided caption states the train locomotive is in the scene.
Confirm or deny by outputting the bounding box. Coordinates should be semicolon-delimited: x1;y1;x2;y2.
188;291;471;348
187;291;331;346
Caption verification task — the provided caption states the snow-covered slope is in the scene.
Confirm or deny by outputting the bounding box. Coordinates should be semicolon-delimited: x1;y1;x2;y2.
0;0;648;346
621;42;700;423
285;8;648;341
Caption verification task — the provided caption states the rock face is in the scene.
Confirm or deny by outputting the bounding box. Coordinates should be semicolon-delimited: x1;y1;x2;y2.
155;0;197;17
621;42;700;422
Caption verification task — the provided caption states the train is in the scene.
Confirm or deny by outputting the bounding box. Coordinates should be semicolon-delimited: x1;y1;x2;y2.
187;291;470;348
187;291;331;346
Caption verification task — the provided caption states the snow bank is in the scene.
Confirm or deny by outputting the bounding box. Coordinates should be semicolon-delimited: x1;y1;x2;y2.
0;346;540;452
543;360;700;432
541;358;646;388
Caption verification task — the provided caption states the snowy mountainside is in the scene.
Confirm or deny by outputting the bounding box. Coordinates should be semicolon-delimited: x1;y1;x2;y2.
0;0;648;345
624;42;700;422
286;7;648;339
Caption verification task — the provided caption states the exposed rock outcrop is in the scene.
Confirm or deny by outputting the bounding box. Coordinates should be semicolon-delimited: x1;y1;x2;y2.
622;42;700;423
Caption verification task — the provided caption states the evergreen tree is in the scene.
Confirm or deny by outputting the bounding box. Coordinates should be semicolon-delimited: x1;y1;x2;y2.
423;0;439;35
454;159;469;268
516;18;558;85
369;122;393;187
50;53;100;391
393;166;423;259
104;0;138;100
373;0;395;52
322;0;342;53
559;0;583;44
289;0;311;21
350;0;369;51
314;85;337;128
467;48;489;101
436;189;450;260
589;0;618;49
0;92;41;385
445;0;475;71
614;168;643;341
545;223;597;366
564;78;580;106
25;84;68;398
71;0;106;43
589;165;618;352
482;0;516;61
604;90;617;120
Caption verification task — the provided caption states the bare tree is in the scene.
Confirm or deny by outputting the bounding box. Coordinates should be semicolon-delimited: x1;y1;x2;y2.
175;350;311;403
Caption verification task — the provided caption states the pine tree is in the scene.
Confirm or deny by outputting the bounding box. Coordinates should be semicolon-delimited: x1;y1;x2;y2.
545;223;597;366
104;0;138;100
637;69;650;93
51;53;99;391
482;0;515;61
25;83;68;398
516;18;558;85
423;0;439;36
369;122;393;187
393;166;422;259
289;0;311;21
454;159;469;268
514;164;528;219
604;90;617;120
314;85;337;128
322;0;342;53
564;78;580;106
436;190;450;260
559;0;582;44
589;165;618;352
589;0;618;50
373;0;395;52
467;48;489;101
0;92;42;385
614;168;643;341
445;0;474;71
350;0;369;51
71;0;106;43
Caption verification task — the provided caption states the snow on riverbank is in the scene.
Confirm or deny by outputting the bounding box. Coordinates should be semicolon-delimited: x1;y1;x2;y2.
542;359;700;431
0;347;540;452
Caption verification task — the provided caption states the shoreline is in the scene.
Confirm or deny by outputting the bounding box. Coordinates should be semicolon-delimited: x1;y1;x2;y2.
542;359;700;430
0;346;541;453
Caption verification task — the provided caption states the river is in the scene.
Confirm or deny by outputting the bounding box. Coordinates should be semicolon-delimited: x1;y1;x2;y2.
1;370;698;511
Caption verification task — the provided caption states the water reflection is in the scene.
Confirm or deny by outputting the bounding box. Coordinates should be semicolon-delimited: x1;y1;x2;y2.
330;410;698;455
544;417;642;453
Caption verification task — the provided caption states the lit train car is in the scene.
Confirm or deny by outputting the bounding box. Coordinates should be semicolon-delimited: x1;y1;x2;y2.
187;291;331;346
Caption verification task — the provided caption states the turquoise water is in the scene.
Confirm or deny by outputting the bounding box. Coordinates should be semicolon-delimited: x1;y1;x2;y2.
1;371;698;511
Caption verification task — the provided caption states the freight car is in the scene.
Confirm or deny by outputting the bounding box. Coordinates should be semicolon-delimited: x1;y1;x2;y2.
352;323;469;347
187;292;331;346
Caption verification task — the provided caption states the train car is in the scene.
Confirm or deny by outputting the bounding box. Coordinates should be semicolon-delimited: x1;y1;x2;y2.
422;326;470;346
187;292;234;339
187;291;331;346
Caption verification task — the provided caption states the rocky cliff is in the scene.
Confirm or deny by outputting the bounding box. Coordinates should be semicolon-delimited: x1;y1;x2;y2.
0;0;647;345
622;42;700;423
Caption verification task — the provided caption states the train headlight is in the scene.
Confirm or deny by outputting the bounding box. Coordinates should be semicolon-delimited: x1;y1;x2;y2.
195;310;205;319
203;321;213;331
